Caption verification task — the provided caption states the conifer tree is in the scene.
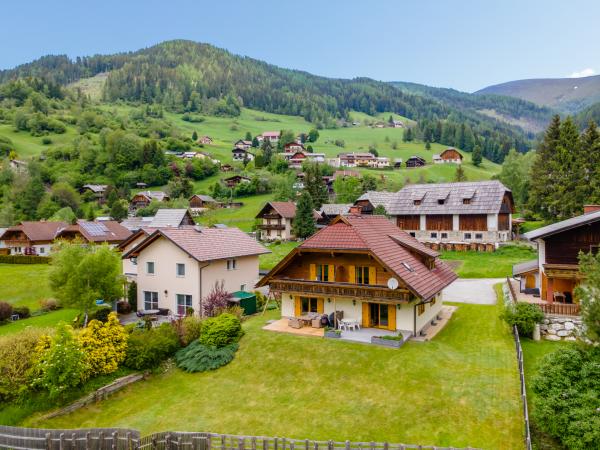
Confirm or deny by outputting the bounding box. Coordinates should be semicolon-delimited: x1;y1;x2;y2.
192;130;198;141
472;145;482;166
293;191;316;239
454;165;467;182
303;163;328;208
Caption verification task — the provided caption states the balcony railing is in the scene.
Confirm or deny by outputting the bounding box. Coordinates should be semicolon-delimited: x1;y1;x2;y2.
269;278;412;302
259;224;285;230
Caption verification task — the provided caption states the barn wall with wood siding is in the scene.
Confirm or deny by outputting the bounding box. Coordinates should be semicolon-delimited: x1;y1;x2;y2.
544;221;600;265
396;215;420;230
425;215;453;231
459;214;488;231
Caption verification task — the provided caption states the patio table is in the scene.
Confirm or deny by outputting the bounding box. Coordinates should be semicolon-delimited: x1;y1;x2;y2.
298;313;320;325
340;318;360;330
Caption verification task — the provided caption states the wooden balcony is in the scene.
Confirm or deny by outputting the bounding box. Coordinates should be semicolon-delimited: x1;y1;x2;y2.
543;263;582;279
261;214;282;220
259;224;285;230
269;278;413;303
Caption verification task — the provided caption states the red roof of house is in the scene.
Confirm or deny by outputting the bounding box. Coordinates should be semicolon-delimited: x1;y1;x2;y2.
56;220;132;244
262;131;281;137
261;215;456;299
123;226;269;262
1;221;67;242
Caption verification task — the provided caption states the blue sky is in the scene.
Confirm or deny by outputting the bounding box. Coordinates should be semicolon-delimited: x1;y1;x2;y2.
2;0;599;92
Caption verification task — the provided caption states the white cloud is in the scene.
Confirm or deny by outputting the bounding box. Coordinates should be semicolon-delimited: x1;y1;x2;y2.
569;68;596;78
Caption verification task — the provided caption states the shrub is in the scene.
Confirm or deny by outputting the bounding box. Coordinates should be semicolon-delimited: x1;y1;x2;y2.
127;281;137;311
501;302;544;337
254;291;267;311
40;298;58;311
41;137;52;145
531;346;600;449
124;323;180;370
78;313;128;377
0;328;46;402
175;341;238;373
175;316;203;347
202;280;233;317
92;307;112;323
0;301;13;321
199;313;243;348
30;324;89;398
116;300;132;314
12;306;30;319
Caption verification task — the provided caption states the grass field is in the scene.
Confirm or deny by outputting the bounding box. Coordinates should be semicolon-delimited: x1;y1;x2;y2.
195;193;273;231
29;303;522;449
0;309;78;337
258;241;299;270
0;264;53;310
0;124;79;158
440;245;537;278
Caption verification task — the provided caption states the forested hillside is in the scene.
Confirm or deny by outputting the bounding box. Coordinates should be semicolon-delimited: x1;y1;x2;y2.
0;40;535;163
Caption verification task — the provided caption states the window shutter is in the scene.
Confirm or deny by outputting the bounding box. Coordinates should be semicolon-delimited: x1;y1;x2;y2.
294;297;301;317
328;265;335;282
317;298;324;314
309;264;316;280
387;304;396;331
349;265;356;283
362;302;369;327
369;267;377;285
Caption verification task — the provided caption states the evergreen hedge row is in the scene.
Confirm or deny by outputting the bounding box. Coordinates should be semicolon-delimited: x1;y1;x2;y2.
0;255;50;264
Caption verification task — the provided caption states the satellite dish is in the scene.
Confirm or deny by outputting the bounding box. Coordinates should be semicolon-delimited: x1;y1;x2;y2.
387;277;399;290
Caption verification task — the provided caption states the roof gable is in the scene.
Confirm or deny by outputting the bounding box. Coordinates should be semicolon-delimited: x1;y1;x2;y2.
523;209;600;240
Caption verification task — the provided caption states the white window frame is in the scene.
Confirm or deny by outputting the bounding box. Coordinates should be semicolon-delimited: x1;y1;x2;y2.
227;259;237;270
464;233;472;240
143;291;158;310
176;263;185;277
146;261;155;275
176;294;192;316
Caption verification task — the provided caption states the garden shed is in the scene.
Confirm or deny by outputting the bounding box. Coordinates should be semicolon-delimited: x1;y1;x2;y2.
230;291;257;315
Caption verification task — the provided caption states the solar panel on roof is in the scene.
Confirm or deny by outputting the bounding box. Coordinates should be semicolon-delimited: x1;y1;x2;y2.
81;222;109;236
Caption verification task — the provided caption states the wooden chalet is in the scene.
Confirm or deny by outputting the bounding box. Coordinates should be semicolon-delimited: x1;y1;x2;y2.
130;191;170;212
433;148;463;164
80;184;108;204
54;220;132;246
198;136;213;145
189;194;218;209
257;215;457;336
518;205;600;304
223;175;251;188
405;156;426;168
234;140;252;150
0;221;66;256
284;142;305;153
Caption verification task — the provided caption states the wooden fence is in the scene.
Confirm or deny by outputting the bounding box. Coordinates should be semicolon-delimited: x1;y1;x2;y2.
536;302;580;316
0;427;479;450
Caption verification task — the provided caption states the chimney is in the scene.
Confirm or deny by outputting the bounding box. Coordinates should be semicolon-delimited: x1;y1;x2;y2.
349;205;362;215
584;205;600;215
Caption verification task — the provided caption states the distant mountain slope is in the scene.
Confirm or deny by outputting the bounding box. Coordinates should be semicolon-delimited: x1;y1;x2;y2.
0;39;535;161
391;81;554;133
476;75;600;113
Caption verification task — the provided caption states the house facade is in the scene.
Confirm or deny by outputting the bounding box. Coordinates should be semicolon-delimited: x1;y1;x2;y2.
255;202;300;241
130;191;170;213
433;148;463;164
0;221;67;255
232;148;254;162
123;226;269;315
54;220;132;246
406;156;426;168
257;215;457;336
189;194;217;210
517;205;600;303
256;131;280;144
80;184;108;203
356;180;514;250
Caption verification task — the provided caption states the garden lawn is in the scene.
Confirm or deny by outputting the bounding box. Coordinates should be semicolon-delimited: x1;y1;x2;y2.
259;241;299;270
440;244;537;278
0;263;54;310
195;193;274;231
29;303;522;449
0;309;78;337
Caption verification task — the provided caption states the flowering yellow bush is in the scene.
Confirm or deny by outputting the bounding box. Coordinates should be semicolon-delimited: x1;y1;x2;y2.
78;312;128;377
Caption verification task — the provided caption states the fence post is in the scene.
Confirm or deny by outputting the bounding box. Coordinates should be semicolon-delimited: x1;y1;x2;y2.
71;433;77;450
177;437;182;450
221;435;226;450
152;435;158;450
45;432;52;450
166;434;172;450
112;431;119;450
126;432;132;450
86;432;91;450
59;433;65;450
345;441;350;450
99;432;105;450
238;437;245;450
251;437;257;450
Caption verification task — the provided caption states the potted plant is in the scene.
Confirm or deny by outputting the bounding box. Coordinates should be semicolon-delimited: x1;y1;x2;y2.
324;327;341;339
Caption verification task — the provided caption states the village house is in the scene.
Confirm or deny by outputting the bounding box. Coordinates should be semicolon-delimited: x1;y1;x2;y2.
197;136;213;145
393;158;403;169
232;147;254;162
371;156;391;168
405;156;426;168
356;180;514;250
223;175;252;188
433;148;463;164
220;164;234;172
391;119;404;128
0;221;67;256
514;205;600;304
122;226;269;315
255;201;321;241
256;131;281;144
338;152;377;168
317;203;352;225
54;220;131;246
234;140;252;150
189;194;218;210
284;142;305;153
129;191;170;213
80;184;108;204
257;215;457;337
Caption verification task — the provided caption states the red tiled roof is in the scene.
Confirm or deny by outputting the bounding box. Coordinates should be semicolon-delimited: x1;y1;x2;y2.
124;226;269;262
296;215;456;299
268;202;297;219
1;221;67;242
56;220;132;244
262;131;280;137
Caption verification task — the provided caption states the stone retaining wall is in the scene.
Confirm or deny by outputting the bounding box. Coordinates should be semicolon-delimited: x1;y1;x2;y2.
540;316;583;341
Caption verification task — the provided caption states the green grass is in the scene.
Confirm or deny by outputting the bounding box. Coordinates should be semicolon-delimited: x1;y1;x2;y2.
0;309;78;337
0;124;79;158
195;193;274;231
259;241;300;270
28;304;522;449
0;264;54;310
440;244;537;278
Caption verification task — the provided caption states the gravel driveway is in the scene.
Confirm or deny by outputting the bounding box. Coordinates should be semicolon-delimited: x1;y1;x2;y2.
442;278;505;304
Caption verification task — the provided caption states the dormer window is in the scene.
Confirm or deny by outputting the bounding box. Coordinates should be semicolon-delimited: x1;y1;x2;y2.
463;198;471;205
413;200;421;206
437;199;445;205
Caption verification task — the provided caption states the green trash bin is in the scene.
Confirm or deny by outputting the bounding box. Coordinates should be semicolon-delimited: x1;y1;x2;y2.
230;291;257;316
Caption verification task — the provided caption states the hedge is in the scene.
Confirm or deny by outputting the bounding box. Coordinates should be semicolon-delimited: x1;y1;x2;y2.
0;255;50;264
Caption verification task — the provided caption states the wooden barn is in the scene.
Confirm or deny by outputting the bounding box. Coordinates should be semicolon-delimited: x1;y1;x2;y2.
405;156;426;168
